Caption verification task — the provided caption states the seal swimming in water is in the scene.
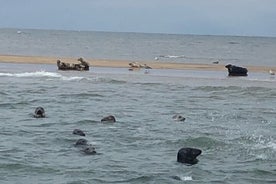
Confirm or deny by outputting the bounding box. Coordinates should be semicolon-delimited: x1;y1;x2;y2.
33;107;45;118
177;147;202;165
81;145;97;155
74;138;97;155
101;115;116;123
75;138;88;146
73;129;85;136
172;114;186;121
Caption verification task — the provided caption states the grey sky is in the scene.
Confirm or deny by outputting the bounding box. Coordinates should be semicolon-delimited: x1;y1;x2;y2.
0;0;276;37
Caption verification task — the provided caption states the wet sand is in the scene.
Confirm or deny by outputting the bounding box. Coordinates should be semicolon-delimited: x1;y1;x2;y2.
0;54;275;73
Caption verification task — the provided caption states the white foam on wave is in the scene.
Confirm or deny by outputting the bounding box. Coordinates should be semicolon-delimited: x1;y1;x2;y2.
60;76;85;81
267;141;276;150
247;135;276;160
157;55;185;59
249;135;275;149
0;71;61;78
256;153;268;160
0;71;90;81
180;176;193;181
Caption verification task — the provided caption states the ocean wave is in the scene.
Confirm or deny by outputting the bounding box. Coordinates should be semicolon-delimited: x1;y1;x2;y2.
0;71;91;81
171;175;193;181
60;76;86;81
158;55;186;59
155;54;239;63
171;136;226;150
154;55;185;60
232;134;275;161
95;78;127;84
0;71;61;78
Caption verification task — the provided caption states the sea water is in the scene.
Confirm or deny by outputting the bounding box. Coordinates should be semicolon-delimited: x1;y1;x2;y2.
1;28;276;66
0;29;275;183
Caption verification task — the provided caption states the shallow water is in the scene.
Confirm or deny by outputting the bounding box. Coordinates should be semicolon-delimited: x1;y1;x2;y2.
0;63;275;183
1;28;276;66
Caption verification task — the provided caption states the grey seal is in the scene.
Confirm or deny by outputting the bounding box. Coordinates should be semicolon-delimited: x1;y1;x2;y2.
33;107;45;118
75;138;88;146
101;115;116;123
74;138;97;155
172;114;186;121
225;64;248;76
73;129;85;136
81;145;97;155
177;147;202;165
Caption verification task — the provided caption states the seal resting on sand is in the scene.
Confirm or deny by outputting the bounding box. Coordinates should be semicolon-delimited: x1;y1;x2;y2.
172;114;186;121
177;147;202;165
57;58;89;71
225;64;248;76
33;107;45;118
73;129;85;136
101;115;116;123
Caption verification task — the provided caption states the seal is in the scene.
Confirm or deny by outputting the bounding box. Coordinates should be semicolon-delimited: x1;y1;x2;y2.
33;107;45;118
75;138;88;146
177;147;202;165
81;145;97;155
74;138;97;155
225;64;248;76
73;129;86;136
101;115;116;123
172;114;186;121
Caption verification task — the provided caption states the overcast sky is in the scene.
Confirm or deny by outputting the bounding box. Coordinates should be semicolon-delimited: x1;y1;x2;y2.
0;0;276;37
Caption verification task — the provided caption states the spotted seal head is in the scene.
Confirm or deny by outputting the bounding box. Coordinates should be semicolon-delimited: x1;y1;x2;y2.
81;145;97;155
74;139;96;155
172;114;186;121
177;147;202;165
101;115;116;123
75;138;88;146
34;107;45;118
73;129;86;136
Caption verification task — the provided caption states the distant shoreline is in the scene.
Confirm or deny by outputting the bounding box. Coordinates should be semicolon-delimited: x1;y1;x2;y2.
0;54;275;73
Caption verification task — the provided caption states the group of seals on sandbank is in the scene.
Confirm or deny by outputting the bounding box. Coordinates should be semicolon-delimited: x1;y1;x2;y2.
33;107;201;164
57;58;89;71
55;57;259;78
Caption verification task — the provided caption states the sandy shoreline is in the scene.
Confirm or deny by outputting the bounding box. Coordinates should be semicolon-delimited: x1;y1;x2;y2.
0;54;275;73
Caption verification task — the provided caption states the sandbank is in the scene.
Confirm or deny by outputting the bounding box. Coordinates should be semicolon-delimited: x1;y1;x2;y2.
0;54;275;73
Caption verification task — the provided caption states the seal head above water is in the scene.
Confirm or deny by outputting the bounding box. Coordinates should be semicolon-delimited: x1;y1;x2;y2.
177;147;202;165
81;145;97;155
75;138;88;146
172;114;186;121
73;129;86;136
74;139;97;155
101;115;116;123
33;107;45;118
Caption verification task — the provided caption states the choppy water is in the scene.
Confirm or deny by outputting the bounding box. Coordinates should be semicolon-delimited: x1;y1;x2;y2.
1;28;276;66
0;62;275;183
0;29;276;183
